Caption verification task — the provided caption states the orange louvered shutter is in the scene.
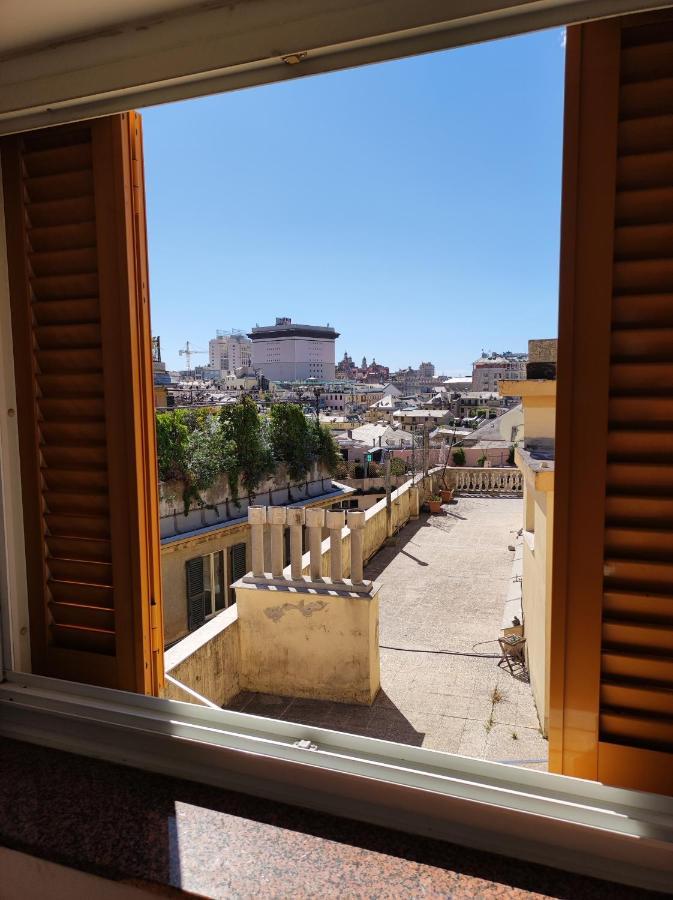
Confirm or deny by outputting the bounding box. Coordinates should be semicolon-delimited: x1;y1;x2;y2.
1;113;164;694
551;11;673;794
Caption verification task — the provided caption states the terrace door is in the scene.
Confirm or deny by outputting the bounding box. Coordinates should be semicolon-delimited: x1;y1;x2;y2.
551;11;673;794
1;113;164;694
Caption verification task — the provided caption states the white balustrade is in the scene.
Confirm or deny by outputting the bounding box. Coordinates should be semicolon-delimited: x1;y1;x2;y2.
347;510;366;584
448;467;522;494
305;507;326;581
267;506;287;577
286;507;305;580
248;505;267;576
325;509;346;582
245;503;369;588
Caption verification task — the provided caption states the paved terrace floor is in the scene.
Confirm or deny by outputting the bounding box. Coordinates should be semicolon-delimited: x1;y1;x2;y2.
226;496;549;769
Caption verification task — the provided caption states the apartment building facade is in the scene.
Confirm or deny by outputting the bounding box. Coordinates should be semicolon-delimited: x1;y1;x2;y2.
248;317;339;381
472;352;527;391
208;331;252;374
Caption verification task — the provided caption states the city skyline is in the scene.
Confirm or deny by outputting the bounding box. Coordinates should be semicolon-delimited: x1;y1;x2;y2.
143;28;564;374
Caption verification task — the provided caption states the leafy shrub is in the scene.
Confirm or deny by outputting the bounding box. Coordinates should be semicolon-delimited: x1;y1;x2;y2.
507;444;517;466
452;447;466;467
220;396;273;501
366;460;382;477
390;457;406;476
268;404;313;481
476;454;487;468
310;420;342;475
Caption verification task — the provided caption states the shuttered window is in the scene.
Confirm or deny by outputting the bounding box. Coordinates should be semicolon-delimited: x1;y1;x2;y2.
186;557;206;632
230;543;247;588
1;114;163;694
551;11;673;794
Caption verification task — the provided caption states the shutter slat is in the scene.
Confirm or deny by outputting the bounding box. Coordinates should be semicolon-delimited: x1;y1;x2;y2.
605;494;673;524
612;293;673;326
602;649;673;683
33;300;100;326
605;525;673;559
607;428;673;460
612;258;673;292
611;327;673;359
48;579;114;607
608;396;673;422
49;601;115;631
604;588;673;620
29;273;99;300
614;223;673;259
604;557;673;588
621;40;673;83
603;618;673;650
45;513;110;540
34;324;102;349
48;557;113;587
24;170;94;203
601;681;673;717
35;348;103;373
46;535;111;563
617;151;673;189
25;196;96;227
606;462;673;490
618;114;673;155
28;222;97;252
29;248;98;276
620;77;673;119
22;143;93;177
610;362;673;392
601;710;673;751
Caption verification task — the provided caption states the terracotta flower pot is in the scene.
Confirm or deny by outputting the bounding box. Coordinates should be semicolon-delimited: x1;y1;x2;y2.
428;499;442;514
440;488;454;503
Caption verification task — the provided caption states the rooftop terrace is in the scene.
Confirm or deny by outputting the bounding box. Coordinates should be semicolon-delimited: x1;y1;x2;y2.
227;496;548;769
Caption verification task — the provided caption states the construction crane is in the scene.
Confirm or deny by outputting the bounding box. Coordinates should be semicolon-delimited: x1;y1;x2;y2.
178;340;207;376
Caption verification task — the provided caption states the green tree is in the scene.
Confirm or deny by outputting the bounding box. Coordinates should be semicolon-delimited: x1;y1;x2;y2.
268;404;313;481
310;420;342;475
156;410;189;482
452;447;466;467
220;396;273;500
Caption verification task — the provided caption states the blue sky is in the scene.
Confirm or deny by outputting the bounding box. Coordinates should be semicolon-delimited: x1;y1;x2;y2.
143;28;565;375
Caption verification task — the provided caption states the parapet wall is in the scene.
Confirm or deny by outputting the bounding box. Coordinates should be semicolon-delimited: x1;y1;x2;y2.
163;469;445;707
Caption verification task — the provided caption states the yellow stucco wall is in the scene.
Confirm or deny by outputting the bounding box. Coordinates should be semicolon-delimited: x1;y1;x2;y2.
163;607;241;707
161;522;250;645
236;583;381;704
521;470;554;736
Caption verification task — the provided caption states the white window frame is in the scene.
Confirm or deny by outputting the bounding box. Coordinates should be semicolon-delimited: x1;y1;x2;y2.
1;2;673;891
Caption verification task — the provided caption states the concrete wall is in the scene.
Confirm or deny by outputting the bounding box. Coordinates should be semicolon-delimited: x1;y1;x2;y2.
163;606;240;707
236;583;380;704
520;468;554;736
163;471;440;706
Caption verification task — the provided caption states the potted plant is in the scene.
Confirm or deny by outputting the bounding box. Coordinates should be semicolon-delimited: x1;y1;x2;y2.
440;486;454;503
428;494;442;514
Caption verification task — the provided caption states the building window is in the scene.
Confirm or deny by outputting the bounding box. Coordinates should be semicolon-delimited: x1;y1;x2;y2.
186;550;228;632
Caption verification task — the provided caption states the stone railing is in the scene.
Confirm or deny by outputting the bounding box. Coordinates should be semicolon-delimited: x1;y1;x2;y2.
447;467;522;494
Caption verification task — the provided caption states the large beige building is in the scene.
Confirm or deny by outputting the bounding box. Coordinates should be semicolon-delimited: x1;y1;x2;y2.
248;317;339;381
